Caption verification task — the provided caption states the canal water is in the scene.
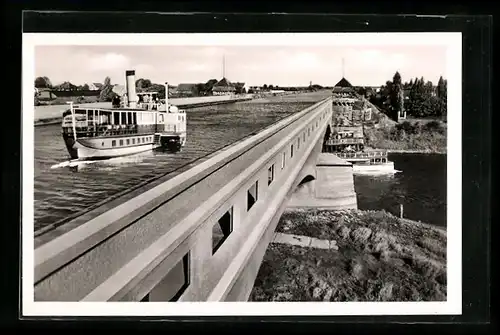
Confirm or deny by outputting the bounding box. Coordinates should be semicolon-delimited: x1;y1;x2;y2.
34;100;314;231
354;153;447;227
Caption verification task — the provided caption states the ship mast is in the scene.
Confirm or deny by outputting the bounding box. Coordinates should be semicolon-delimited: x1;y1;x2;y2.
67;101;77;141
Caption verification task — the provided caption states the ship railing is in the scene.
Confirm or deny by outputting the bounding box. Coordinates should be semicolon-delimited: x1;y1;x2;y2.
325;138;365;145
137;102;161;110
64;124;151;137
336;151;387;159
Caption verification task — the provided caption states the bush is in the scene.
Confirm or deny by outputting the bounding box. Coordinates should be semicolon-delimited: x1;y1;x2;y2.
423;120;445;134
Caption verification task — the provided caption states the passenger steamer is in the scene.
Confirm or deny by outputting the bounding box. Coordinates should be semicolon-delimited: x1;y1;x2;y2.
61;70;187;160
324;126;395;173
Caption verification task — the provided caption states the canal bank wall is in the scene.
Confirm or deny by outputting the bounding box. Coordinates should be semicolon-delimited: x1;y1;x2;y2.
33;95;254;126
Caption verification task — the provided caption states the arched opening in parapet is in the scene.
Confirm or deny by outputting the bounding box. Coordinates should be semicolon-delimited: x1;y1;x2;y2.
298;174;315;186
321;124;332;152
292;174;316;197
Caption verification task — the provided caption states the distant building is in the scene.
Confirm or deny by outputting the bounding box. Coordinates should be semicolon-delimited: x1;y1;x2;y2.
88;83;103;91
332;77;356;96
212;77;236;96
175;83;199;97
37;89;57;100
234;82;247;94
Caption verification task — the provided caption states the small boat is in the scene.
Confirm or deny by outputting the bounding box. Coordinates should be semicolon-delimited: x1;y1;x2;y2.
334;151;395;173
61;70;187;160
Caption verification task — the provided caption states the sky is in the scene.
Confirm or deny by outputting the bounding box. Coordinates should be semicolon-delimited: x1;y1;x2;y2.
35;45;448;87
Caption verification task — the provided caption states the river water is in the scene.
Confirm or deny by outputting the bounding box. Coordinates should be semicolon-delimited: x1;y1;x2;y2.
354;153;447;227
34;100;315;231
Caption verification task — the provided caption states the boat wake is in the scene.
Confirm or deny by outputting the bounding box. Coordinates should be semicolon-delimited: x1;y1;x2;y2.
50;159;99;169
49;150;170;171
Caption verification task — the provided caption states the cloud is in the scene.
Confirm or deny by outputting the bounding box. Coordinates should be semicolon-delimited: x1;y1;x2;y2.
345;48;410;71
286;52;320;69
86;52;131;72
135;63;154;74
200;47;221;57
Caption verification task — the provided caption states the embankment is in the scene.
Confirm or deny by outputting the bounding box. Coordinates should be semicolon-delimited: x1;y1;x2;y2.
364;120;447;154
250;209;447;302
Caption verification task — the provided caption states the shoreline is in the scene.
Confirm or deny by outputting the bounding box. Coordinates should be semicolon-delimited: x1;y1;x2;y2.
365;146;447;154
251;209;447;302
385;149;447;154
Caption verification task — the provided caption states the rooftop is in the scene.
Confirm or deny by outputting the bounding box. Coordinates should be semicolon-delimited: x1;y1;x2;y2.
334;77;353;88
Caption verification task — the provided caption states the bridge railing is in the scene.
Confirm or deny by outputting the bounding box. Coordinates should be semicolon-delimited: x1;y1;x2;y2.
34;96;333;302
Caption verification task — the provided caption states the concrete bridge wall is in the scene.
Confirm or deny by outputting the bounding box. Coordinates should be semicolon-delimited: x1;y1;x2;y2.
34;97;334;302
287;152;358;210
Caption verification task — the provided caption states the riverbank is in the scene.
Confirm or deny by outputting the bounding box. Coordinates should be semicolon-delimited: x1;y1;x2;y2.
250;209;447;302
386;149;447;154
364;120;447;154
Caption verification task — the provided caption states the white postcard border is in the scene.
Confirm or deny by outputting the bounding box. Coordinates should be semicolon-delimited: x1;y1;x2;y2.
22;32;462;316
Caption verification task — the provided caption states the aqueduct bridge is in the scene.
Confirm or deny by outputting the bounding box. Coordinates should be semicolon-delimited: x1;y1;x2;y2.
33;96;355;302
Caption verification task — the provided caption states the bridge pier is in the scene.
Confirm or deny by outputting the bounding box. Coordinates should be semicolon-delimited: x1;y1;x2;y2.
287;153;358;210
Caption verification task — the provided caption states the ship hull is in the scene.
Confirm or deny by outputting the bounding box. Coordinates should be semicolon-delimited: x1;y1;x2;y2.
351;161;395;174
63;133;162;160
73;142;160;160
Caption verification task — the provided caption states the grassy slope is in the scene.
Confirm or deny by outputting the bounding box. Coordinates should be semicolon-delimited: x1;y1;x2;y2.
360;101;447;153
250;209;447;302
364;122;447;153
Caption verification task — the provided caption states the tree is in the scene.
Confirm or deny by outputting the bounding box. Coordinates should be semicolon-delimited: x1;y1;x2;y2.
147;83;166;99
195;83;205;96
136;78;152;91
35;76;52;88
437;76;446;99
390;72;404;118
99;76;116;101
82;84;90;90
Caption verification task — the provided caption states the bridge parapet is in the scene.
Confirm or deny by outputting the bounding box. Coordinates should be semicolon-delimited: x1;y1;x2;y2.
34;96;333;302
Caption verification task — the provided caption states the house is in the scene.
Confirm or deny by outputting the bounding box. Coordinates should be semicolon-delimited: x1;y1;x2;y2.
248;86;261;93
89;83;103;91
37;89;57;100
234;82;247;94
332;77;356;95
54;81;78;91
212;77;236;96
175;83;199;97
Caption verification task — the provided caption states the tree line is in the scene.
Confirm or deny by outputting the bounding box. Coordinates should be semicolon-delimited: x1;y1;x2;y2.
34;76;169;102
369;72;447;119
